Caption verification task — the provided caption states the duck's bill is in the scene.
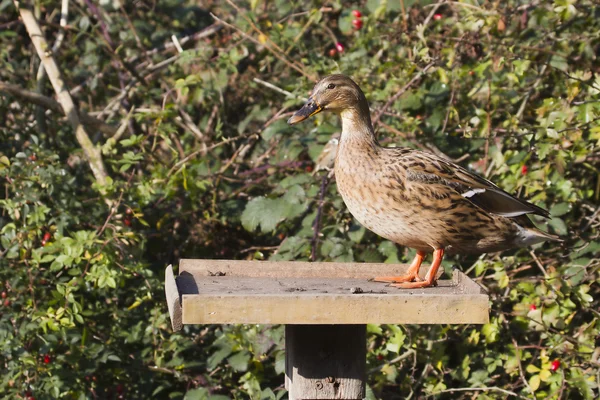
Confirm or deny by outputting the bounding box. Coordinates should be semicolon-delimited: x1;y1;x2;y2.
287;99;323;125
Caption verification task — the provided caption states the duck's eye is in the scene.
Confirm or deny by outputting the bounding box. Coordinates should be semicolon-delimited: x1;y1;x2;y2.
327;83;336;89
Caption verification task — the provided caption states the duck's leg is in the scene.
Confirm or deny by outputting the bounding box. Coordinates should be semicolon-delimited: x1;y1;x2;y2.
391;248;444;289
373;251;426;283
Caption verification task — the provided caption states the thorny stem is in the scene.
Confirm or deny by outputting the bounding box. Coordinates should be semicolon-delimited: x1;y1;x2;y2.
311;174;330;261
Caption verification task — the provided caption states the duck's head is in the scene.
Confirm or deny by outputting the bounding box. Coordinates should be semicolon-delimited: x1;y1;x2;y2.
287;74;368;125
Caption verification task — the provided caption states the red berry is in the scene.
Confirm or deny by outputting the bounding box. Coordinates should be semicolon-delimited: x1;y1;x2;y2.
43;232;51;241
305;166;313;173
529;304;537;311
1;292;6;299
3;299;9;307
376;354;384;360
352;10;362;18
521;165;528;175
124;218;132;227
29;154;37;162
468;70;475;76
352;19;363;30
116;384;124;394
433;13;442;20
41;240;47;247
550;359;560;371
335;42;345;53
43;355;51;364
328;48;337;57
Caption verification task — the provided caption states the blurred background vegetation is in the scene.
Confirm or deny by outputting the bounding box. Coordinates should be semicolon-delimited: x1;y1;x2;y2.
1;0;599;399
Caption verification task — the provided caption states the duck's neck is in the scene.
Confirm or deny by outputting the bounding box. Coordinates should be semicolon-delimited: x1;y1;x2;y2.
338;106;379;152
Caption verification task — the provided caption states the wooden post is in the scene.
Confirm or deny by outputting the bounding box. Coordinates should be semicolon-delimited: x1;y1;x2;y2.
285;325;366;400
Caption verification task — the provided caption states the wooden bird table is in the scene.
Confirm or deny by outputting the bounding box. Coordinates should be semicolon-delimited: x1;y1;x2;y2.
165;259;489;400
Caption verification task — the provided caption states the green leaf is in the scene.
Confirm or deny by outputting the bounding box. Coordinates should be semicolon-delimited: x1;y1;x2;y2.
529;374;541;391
184;388;209;400
550;55;569;72
227;351;250;372
241;197;287;233
550;202;570;217
548;217;568;235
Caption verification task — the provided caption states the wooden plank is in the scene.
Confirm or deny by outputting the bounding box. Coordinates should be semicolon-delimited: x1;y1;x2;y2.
175;260;489;325
181;292;488;324
164;265;183;331
179;258;442;280
178;270;488;325
286;325;366;400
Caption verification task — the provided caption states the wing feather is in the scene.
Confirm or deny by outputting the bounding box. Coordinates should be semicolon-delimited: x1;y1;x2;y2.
403;150;550;219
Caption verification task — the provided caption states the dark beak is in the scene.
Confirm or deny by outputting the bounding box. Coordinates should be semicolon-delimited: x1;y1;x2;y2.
287;98;323;125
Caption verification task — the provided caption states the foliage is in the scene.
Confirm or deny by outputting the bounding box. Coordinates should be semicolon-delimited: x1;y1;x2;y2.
1;0;599;399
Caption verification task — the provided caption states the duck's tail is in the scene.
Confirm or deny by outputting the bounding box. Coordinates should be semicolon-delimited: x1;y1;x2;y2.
514;218;563;247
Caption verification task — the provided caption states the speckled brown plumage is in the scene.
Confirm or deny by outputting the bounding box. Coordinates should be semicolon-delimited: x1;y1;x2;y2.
288;74;560;288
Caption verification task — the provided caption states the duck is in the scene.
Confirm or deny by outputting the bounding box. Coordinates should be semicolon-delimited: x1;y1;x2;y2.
287;74;561;289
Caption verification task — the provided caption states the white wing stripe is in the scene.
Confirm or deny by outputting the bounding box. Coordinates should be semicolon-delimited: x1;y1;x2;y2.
461;188;486;198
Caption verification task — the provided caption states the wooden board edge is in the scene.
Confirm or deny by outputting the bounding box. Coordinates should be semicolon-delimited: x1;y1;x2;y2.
181;293;490;325
165;264;183;331
451;268;487;294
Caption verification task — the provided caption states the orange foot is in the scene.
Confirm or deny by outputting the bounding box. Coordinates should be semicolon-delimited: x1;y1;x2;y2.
373;251;426;283
391;248;445;289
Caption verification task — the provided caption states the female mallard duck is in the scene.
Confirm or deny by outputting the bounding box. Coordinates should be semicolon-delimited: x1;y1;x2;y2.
288;74;560;289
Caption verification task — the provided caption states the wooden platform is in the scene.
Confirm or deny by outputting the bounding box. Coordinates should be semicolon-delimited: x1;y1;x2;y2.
165;259;489;331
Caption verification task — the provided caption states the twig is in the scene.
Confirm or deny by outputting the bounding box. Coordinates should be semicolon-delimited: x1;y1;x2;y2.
0;82;118;136
253;77;305;100
399;0;408;31
110;106;134;142
425;386;523;398
178;109;205;141
483;77;492;172
529;250;549;278
512;338;534;395
210;13;316;81
311;175;330;261
422;0;445;27
583;205;600;231
373;62;437;125
440;85;456;136
126;23;222;63
95;170;134;238
35;0;69;134
240;246;279;254
167;132;256;177
368;349;415;374
516;63;548;120
284;10;319;54
431;34;568;58
225;0;285;53
18;7;109;188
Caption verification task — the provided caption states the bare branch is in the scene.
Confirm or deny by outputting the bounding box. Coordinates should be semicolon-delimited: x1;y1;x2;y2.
18;7;109;187
0;82;118;136
373;62;437;126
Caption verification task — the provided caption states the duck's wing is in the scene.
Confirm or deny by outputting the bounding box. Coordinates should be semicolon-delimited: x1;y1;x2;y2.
399;149;550;219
